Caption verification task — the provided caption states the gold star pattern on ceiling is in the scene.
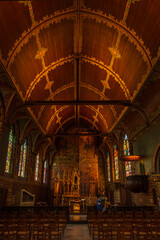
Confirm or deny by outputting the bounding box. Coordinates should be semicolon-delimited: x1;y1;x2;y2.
93;115;99;123
108;47;121;59
45;81;54;91
101;80;111;90
35;47;48;60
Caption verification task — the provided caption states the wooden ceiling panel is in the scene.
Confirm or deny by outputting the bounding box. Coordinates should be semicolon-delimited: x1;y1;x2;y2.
0;2;32;60
39;106;56;131
80;105;95;120
45;105;75;134
10;36;42;98
79;86;124;131
45;116;59;135
80;61;106;93
79;105;107;132
32;0;74;23
79;118;94;130
25;60;74;101
83;0;127;22
59;118;75;133
80;86;100;101
30;106;43;119
113;34;148;98
37;88;75;133
53;87;74;101
121;110;145;137
28;76;48;101
39;19;74;65
99;105;116;130
105;75;129;101
137;78;160;119
58;106;74;120
82;18;117;65
49;62;74;93
113;105;125;116
127;0;160;58
96;115;108;133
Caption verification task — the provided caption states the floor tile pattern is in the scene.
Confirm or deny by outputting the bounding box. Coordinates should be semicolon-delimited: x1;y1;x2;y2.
62;224;91;240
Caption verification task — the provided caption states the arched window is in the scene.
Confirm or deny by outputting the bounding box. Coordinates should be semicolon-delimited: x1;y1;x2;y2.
18;138;28;177
43;160;48;184
123;134;132;176
5;126;14;173
107;152;111;182
35;153;40;181
114;146;119;180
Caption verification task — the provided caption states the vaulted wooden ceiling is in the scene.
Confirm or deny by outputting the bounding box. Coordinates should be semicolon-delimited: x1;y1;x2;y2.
0;0;160;138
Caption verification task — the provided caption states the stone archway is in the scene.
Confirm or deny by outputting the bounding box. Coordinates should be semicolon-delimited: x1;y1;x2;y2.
155;147;160;174
0;93;5;143
153;144;160;174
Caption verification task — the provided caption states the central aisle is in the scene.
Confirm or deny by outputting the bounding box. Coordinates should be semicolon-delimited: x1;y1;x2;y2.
62;224;91;240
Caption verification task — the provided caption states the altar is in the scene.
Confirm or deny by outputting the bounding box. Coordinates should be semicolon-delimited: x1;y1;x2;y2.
70;200;81;212
62;194;80;206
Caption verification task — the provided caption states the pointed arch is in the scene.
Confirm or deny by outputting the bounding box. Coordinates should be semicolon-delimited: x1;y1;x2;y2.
153;143;160;174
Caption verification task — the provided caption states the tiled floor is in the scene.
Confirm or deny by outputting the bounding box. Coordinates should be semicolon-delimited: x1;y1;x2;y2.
62;224;91;240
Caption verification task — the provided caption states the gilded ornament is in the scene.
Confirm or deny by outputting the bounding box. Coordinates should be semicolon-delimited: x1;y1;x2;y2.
35;48;48;60
108;47;121;59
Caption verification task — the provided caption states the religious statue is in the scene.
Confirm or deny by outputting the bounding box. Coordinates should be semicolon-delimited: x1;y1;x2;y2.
72;170;80;196
69;181;72;193
74;176;78;190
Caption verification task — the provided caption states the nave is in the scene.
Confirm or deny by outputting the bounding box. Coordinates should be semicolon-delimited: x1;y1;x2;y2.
0;1;160;239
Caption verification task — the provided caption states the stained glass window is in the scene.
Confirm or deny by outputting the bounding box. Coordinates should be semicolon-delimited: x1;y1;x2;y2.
5;126;14;173
114;146;119;180
123;134;132;176
107;152;111;182
35;153;40;181
43;160;48;184
18;139;28;177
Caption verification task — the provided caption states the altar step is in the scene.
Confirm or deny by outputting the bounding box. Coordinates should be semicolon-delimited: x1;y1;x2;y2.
69;213;87;224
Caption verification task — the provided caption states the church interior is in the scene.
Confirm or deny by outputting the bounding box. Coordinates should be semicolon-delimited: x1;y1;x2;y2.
0;0;160;239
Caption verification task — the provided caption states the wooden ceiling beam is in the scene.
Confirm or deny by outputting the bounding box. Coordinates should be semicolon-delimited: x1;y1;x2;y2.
75;55;80;130
24;100;131;106
46;132;109;137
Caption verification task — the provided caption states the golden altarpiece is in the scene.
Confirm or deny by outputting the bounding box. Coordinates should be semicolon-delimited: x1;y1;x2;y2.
51;135;100;209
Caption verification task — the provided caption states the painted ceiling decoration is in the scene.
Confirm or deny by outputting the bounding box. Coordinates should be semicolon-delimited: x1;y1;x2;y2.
0;0;160;139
